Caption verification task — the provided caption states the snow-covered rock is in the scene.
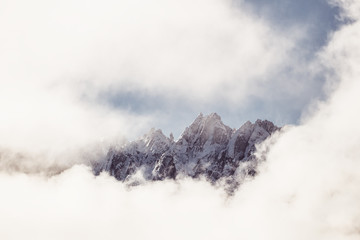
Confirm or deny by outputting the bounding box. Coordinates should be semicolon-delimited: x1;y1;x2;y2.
94;113;279;190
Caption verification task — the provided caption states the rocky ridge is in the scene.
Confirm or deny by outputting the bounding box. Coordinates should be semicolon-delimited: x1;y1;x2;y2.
94;113;279;190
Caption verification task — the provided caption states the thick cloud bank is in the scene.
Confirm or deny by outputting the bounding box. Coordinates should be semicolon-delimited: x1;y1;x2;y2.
0;0;308;157
1;0;360;239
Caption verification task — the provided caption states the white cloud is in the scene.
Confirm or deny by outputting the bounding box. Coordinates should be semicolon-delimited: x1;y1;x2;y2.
0;0;301;101
1;0;360;239
233;0;360;238
0;0;304;168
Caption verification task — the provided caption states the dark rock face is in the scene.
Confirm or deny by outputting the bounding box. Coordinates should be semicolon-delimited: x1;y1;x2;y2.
95;113;279;189
153;155;176;180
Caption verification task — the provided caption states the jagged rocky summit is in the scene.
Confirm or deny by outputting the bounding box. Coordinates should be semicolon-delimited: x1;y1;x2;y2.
94;113;279;189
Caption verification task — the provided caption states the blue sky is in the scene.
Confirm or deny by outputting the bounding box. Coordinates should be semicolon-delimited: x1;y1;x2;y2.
0;0;346;145
102;0;342;138
1;1;360;239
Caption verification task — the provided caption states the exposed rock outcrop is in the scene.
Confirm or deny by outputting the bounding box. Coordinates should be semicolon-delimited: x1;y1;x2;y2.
94;113;279;191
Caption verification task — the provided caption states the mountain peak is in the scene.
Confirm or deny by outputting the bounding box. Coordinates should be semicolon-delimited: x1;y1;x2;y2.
143;128;166;141
96;114;280;193
194;112;221;122
188;113;225;130
178;113;232;149
207;112;221;120
254;119;279;134
140;128;170;153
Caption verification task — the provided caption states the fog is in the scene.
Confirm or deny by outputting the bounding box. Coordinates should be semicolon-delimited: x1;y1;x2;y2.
0;0;305;172
0;0;314;155
1;0;360;239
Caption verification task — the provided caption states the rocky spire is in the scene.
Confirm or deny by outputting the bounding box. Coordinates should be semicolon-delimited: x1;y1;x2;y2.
178;113;233;149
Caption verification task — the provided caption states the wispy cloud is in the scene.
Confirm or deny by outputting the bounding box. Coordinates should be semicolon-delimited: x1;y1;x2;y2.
0;0;305;163
1;0;360;239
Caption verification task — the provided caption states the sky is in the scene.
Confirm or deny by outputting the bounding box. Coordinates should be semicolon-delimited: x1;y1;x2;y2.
1;0;360;239
104;0;342;137
0;0;344;142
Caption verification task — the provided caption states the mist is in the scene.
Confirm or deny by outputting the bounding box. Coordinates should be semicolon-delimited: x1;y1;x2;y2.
0;0;303;172
1;0;360;239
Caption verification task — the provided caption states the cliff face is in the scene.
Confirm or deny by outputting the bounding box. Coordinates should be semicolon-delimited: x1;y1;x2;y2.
95;113;279;188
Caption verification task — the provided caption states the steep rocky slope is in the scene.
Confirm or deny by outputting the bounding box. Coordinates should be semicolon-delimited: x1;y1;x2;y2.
94;113;279;189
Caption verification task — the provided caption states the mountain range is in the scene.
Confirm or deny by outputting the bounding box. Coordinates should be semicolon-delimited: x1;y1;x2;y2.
93;113;279;192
